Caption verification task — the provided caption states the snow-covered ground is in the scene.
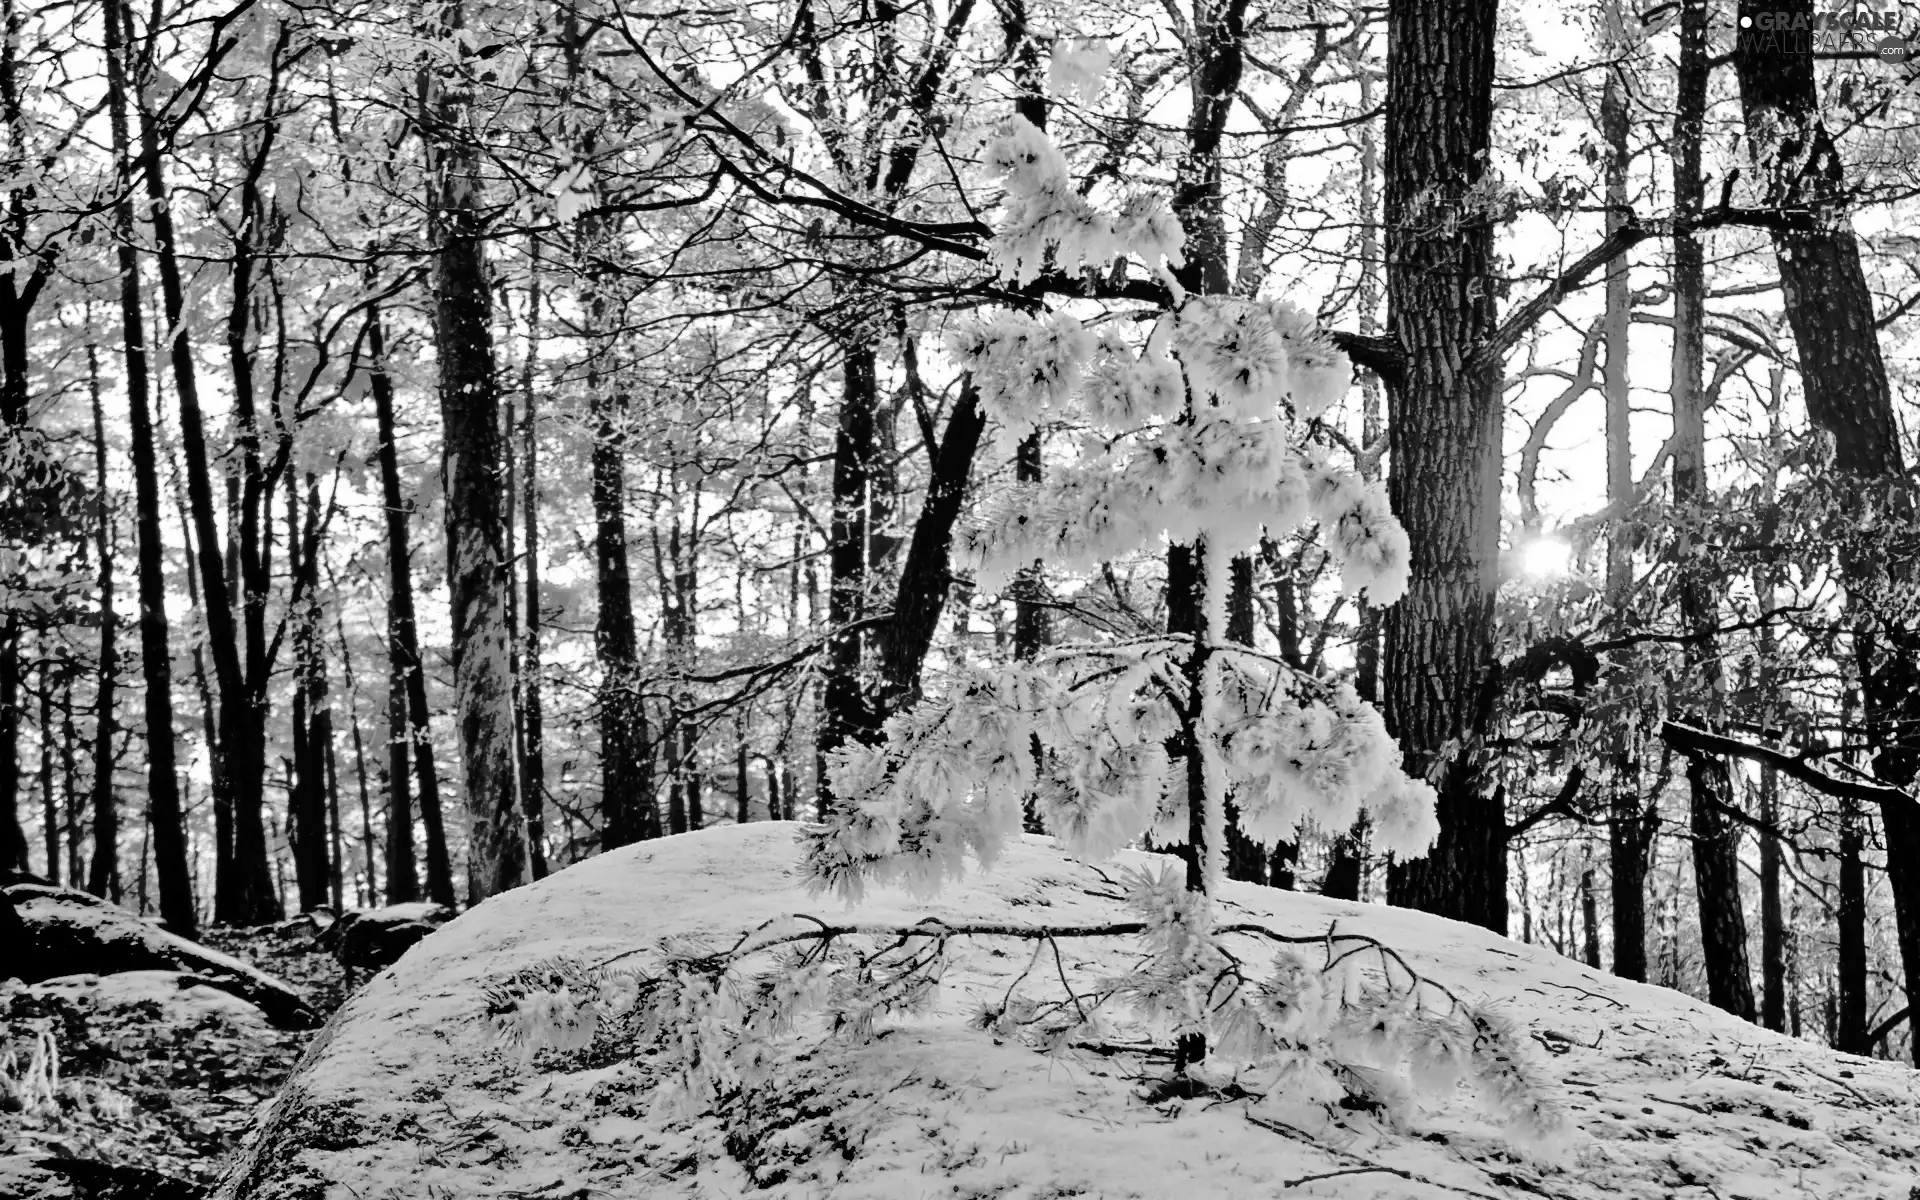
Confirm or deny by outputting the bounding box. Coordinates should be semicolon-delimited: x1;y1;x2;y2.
217;824;1920;1199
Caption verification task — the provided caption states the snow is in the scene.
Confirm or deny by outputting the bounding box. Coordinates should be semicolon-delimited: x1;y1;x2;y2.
217;824;1920;1199
31;971;270;1029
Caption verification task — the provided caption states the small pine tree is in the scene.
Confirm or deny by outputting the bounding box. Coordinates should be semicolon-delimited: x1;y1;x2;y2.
493;71;1570;1159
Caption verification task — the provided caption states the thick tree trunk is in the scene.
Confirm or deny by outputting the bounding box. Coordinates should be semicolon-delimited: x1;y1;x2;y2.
1380;0;1507;933
1733;0;1918;1056
427;0;525;902
103;0;191;932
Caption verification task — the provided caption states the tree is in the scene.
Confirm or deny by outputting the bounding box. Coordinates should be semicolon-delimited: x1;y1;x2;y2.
1733;0;1920;1060
1379;0;1508;933
425;0;526;902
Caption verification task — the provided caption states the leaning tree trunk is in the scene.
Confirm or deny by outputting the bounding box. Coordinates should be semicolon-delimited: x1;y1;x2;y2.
103;0;192;932
1380;0;1508;933
1733;0;1919;1058
426;0;525;902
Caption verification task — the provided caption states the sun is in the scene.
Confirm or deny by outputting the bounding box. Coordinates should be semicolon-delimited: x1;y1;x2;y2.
1520;537;1571;580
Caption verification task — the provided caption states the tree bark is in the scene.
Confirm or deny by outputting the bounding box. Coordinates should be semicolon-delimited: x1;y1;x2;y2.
1835;796;1867;1052
1733;0;1916;1053
1380;0;1507;933
426;0;525;902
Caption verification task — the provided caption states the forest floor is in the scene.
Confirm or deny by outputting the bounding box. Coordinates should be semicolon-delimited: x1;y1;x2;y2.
0;917;353;1199
211;824;1920;1200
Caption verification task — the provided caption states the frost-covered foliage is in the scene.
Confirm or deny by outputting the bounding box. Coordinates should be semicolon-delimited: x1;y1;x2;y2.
811;113;1424;902
806;648;1434;905
486;870;1569;1155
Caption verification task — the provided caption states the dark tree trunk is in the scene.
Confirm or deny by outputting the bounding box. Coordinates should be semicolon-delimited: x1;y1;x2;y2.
426;0;524;902
585;277;653;849
1686;754;1756;1019
333;602;379;903
1603;18;1654;982
1380;0;1507;934
103;0;191;932
1734;0;1920;1063
1836;799;1867;1053
366;307;448;905
1759;766;1787;1032
517;289;548;880
286;473;331;913
816;342;880;809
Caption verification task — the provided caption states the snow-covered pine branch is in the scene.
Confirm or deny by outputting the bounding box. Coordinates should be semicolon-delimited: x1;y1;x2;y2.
485;882;1568;1153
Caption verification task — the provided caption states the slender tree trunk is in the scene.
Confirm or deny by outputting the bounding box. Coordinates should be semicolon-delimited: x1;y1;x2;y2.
102;0;191;931
37;657;54;882
1601;15;1656;983
1670;0;1752;1021
367;305;452;905
518;262;547;880
584;268;651;849
1381;0;1508;933
287;473;333;912
1734;0;1920;1063
332;598;378;904
1325;44;1381;900
426;0;525;902
121;0;272;925
1836;796;1868;1052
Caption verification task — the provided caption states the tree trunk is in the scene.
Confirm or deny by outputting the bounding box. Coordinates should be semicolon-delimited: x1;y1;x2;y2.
121;0;273;925
1600;11;1654;983
1835;797;1867;1052
103;0;191;931
366;306;450;905
426;0;525;902
816;342;880;809
1668;0;1754;1023
517;269;548;880
1380;0;1507;933
332;598;379;903
286;473;331;913
583;256;653;850
1734;0;1920;1063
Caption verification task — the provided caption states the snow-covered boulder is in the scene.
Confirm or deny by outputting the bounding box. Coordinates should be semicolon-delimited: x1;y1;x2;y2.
317;902;456;973
215;824;1920;1199
3;883;319;1030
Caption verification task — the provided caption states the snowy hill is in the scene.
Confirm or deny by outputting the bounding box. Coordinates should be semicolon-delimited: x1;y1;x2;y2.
215;824;1919;1199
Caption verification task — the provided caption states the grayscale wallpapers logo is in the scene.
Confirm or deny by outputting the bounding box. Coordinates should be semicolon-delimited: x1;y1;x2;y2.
1737;5;1913;62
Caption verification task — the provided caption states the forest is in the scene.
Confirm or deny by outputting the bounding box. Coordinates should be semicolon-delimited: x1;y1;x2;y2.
3;0;1920;1167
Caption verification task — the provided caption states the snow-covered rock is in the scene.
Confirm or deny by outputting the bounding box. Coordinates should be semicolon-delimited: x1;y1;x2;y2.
3;884;319;1031
215;824;1919;1199
317;902;456;973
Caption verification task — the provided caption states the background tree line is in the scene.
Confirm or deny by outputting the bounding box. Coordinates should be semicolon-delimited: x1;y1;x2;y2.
1;0;1916;1062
